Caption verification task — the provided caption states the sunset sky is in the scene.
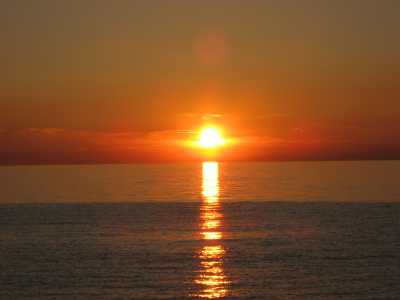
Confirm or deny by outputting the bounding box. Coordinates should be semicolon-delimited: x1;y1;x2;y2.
1;0;400;164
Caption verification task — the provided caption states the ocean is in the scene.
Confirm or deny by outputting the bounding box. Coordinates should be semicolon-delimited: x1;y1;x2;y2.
1;161;399;299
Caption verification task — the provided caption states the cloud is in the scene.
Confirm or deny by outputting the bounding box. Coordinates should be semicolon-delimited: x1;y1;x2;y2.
1;114;400;165
0;128;191;164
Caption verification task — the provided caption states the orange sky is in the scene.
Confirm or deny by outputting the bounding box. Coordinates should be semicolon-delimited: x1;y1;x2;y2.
1;1;400;164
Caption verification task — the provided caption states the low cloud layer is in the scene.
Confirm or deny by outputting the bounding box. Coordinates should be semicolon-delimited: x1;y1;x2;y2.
1;114;399;165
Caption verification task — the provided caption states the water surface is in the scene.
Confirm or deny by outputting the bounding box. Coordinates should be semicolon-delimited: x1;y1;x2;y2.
1;161;400;203
1;161;399;299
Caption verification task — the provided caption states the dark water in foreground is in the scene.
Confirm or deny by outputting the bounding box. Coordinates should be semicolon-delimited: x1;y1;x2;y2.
1;203;399;299
1;161;400;299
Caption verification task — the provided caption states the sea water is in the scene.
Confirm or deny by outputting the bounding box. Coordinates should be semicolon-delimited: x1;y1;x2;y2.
1;161;399;299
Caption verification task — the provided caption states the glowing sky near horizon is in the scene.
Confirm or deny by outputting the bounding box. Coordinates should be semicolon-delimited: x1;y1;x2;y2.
1;0;400;163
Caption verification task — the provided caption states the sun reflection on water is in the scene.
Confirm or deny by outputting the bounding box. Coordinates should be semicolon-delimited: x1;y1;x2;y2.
194;162;230;299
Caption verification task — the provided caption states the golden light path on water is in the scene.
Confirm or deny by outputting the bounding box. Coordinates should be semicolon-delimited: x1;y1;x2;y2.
194;162;230;298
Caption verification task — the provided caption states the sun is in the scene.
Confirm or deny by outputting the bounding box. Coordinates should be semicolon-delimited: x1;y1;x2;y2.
198;127;225;148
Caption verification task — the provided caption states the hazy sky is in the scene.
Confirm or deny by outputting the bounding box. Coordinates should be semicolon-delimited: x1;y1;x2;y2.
1;0;400;163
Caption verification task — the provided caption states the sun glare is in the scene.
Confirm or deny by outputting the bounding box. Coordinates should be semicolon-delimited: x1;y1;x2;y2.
198;127;225;148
